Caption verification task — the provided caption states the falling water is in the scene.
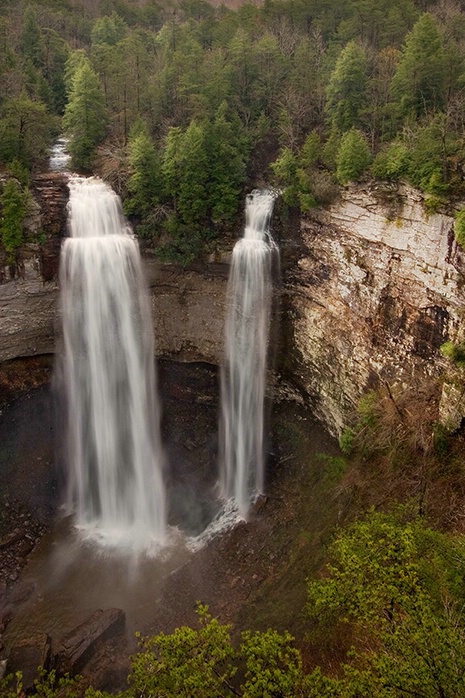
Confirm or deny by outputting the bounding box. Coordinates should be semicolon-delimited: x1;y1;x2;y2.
59;177;166;552
220;190;277;517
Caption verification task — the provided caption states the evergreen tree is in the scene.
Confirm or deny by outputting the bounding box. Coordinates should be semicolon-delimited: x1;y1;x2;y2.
19;5;44;69
391;13;446;117
125;122;162;219
162;126;183;211
0;179;27;261
325;40;368;132
177;119;209;227
41;29;69;114
91;12;128;46
63;59;107;170
208;103;246;223
336;128;371;183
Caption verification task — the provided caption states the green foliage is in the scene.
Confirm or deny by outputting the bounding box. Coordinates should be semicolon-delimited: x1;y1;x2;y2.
441;341;465;368
404;115;450;195
307;508;465;697
19;5;44;68
241;629;306;697
0;178;28;261
6;159;30;188
0;96;54;169
271;147;299;208
177;120;210;226
1;0;465;196
325;41;368;132
454;208;465;248
207;103;247;223
339;427;355;455
130;604;236;697
271;133;326;212
125;121;162;219
371;141;409;181
391;13;446;117
63;58;107;170
3;515;465;698
0;669;81;698
91;13;128;46
317;453;349;483
336;129;371;184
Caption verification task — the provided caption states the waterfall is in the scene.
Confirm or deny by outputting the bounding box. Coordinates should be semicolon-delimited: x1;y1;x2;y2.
220;190;277;517
59;177;166;551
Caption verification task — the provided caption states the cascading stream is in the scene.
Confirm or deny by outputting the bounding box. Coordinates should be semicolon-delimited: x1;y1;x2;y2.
58;177;166;552
220;190;277;517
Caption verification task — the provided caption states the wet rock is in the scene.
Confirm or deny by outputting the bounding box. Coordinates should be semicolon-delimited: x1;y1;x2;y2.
7;633;51;693
54;608;126;676
0;529;25;550
7;580;35;605
250;494;268;516
0;607;12;633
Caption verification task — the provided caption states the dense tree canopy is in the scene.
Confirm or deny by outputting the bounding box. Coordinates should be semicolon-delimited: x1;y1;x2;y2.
2;0;465;259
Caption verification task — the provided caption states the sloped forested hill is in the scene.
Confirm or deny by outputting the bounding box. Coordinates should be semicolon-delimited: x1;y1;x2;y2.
1;0;465;258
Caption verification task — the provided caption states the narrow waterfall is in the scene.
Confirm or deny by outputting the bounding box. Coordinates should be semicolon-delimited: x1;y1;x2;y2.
220;190;277;517
59;177;166;551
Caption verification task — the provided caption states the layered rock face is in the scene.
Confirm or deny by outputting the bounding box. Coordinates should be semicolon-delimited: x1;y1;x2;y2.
0;178;229;366
2;176;464;437
283;183;465;435
0;174;68;363
145;258;228;365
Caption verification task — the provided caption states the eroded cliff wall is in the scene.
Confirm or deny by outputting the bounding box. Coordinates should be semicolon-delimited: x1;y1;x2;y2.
282;183;465;435
2;177;464;437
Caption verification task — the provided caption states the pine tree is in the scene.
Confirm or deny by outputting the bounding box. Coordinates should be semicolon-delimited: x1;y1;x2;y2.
0;179;27;261
208;103;246;224
325;41;368;132
336;129;371;184
391;13;446;117
19;6;43;69
125;122;162;218
63;59;107;170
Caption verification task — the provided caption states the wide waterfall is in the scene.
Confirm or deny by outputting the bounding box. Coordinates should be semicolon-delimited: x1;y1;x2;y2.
58;177;166;552
220;190;277;517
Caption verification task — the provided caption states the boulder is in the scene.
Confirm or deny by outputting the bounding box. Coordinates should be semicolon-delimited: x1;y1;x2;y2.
54;608;126;676
7;633;51;693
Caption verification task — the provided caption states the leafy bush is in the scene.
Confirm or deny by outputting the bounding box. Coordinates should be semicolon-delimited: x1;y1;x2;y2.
307;508;465;697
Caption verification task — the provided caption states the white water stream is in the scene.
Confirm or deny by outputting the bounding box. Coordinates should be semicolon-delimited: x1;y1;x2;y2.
220;190;277;517
58;177;166;553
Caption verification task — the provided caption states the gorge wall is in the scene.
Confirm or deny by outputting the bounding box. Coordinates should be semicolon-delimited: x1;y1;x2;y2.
281;183;465;435
1;176;464;436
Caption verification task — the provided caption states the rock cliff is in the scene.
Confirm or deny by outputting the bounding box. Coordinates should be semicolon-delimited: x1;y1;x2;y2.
2;177;465;437
0;173;68;363
282;183;465;435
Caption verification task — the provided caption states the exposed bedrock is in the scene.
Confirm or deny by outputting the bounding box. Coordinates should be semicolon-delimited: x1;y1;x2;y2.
281;183;465;434
1;177;465;434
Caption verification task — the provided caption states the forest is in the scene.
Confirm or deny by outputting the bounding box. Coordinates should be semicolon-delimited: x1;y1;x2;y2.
3;0;465;696
2;0;465;262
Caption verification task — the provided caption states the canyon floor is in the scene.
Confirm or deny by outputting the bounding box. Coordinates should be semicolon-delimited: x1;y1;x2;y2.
0;358;342;691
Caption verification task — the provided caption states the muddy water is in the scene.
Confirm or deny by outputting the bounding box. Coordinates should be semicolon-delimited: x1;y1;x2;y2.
1;360;340;670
